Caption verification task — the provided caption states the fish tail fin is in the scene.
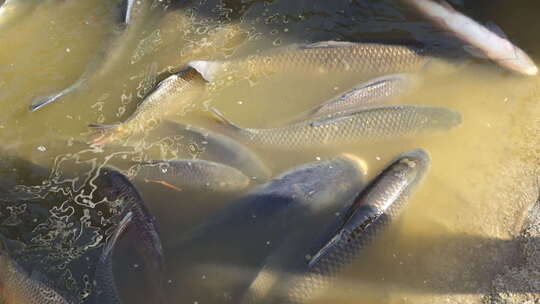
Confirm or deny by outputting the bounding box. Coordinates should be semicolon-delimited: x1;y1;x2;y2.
188;60;220;82
102;211;133;260
209;108;243;132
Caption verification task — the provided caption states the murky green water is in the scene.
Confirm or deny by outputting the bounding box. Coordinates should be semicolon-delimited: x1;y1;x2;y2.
0;0;539;303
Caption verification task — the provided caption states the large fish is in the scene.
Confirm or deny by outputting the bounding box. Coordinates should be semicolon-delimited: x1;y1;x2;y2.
94;167;164;303
149;120;271;181
28;0;168;111
299;73;418;120
242;149;430;303
0;0;38;30
404;0;537;76
0;238;72;303
210;105;461;150
188;41;430;83
136;159;251;193
94;211;133;304
89;67;206;144
165;155;367;303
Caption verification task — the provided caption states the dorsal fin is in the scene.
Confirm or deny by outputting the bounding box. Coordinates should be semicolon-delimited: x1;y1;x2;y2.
310;113;355;127
300;41;355;49
485;21;508;39
88;122;122;130
209;108;243;132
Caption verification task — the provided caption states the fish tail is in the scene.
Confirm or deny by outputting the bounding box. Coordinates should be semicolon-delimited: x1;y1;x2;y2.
209;108;243;132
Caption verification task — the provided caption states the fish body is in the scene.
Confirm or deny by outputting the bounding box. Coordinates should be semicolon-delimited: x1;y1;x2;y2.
152;121;271;181
90;68;205;144
304;73;418;119
0;240;71;304
94;168;164;302
212;105;461;150
166;155;367;303
405;0;537;76
94;211;133;304
243;149;430;303
189;41;430;83
29;0;167;111
137;159;251;193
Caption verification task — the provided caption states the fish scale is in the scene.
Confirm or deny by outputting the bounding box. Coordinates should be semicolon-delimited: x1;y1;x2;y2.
217;105;460;149
244;149;430;304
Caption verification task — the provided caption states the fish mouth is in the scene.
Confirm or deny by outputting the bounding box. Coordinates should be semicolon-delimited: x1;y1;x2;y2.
339;153;368;176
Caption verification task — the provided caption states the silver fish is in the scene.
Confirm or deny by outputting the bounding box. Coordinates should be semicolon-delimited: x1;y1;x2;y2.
136;159;251;193
88;67;205;144
243;149;430;303
300;73;419;120
211;105;461;150
28;0;167;111
94;211;133;304
94;167;164;302
405;0;537;76
150;120;271;181
0;239;71;304
165;155;367;303
188;41;430;83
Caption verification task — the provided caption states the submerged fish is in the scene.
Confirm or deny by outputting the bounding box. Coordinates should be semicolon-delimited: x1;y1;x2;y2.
166;155;367;303
211;105;461;150
28;0;167;111
188;41;430;82
151;120;271;181
136;159;251;193
94;211;133;304
404;0;537;76
243;149;430;303
300;73;418;120
89;67;206;144
94;167;164;302
0;239;71;304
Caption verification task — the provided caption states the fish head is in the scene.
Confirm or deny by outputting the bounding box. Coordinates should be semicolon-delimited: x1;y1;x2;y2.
93;167;139;203
267;155;367;214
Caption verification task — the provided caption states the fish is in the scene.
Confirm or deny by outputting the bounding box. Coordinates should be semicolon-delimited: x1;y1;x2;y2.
242;149;430;303
188;41;430;83
404;0;538;76
94;167;164;303
0;0;38;31
149;120;271;181
165;155;367;303
94;211;133;304
88;67;206;144
28;0;168;111
136;159;251;193
299;73;419;120
210;105;461;150
0;238;72;303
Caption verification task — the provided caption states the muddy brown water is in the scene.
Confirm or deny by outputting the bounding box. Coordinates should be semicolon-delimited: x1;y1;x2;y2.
0;0;539;303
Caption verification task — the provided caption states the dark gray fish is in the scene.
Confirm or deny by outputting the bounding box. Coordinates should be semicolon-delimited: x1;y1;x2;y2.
136;159;251;193
211;105;461;150
242;149;430;303
28;0;168;111
94;211;133;304
149;120;271;181
188;41;430;83
301;73;418;119
165;155;367;303
0;238;72;303
94;167;164;302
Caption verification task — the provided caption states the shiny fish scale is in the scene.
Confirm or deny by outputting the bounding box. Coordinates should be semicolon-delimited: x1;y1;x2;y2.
137;159;250;191
121;68;204;136
1;264;70;304
236;43;428;76
311;75;410;118
235;105;458;149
